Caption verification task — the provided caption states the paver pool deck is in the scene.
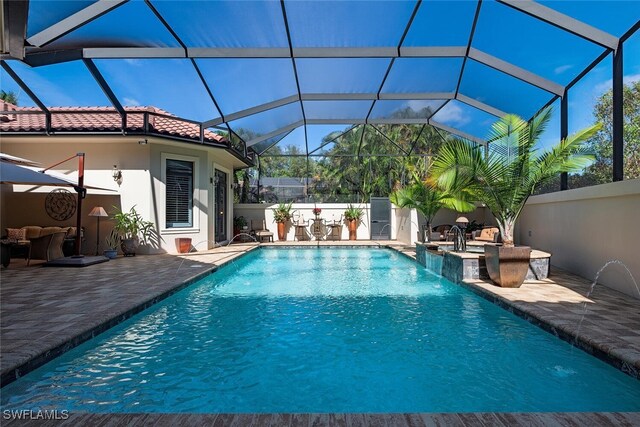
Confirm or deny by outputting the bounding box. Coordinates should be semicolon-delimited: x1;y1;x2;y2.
1;241;639;426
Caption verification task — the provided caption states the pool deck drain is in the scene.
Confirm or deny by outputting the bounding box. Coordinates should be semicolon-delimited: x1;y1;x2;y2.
1;241;639;423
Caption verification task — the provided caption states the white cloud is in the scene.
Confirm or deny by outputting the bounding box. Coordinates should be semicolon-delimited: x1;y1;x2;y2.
123;59;142;66
593;73;640;94
624;73;640;85
123;97;141;106
433;103;470;126
406;100;432;111
554;64;573;75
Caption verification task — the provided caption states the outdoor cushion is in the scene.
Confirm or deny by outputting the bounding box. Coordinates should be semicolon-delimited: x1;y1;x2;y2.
6;228;26;241
476;227;499;242
22;226;44;240
41;226;68;236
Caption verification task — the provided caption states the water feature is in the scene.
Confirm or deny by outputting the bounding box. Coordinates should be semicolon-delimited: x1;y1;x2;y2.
574;259;640;347
226;233;258;246
373;223;391;241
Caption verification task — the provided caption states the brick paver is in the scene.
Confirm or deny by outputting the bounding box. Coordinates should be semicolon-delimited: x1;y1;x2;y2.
1;241;639;420
0;244;259;385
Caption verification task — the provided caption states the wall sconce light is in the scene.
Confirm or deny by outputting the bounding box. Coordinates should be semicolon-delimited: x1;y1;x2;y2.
138;139;148;145
112;165;123;186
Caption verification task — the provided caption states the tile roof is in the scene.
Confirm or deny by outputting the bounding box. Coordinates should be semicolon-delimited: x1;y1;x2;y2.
0;100;227;144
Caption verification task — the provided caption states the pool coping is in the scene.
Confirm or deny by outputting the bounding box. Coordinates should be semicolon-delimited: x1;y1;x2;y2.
2;243;638;389
386;245;640;380
455;279;640;379
0;246;260;387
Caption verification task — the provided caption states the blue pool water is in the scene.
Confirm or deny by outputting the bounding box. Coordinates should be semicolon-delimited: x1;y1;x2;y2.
2;248;640;412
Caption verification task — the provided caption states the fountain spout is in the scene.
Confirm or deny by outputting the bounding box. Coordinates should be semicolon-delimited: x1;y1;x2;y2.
226;233;258;246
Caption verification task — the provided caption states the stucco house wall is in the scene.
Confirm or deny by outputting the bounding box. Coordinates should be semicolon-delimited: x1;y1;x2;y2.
1;135;240;254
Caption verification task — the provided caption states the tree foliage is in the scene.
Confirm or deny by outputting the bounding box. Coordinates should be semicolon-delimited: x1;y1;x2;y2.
431;108;599;245
0;90;19;105
579;80;640;182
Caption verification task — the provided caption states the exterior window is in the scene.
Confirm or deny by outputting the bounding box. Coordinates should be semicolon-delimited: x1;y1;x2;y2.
166;159;194;228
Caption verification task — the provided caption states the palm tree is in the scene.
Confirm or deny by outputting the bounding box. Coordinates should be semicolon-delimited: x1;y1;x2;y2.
430;107;599;246
0;90;19;105
390;168;475;241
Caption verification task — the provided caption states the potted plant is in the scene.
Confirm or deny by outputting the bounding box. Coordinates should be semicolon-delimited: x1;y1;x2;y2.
112;205;154;256
272;202;294;241
390;170;475;242
344;204;364;241
104;229;119;259
233;216;248;237
431;108;599;287
312;207;322;218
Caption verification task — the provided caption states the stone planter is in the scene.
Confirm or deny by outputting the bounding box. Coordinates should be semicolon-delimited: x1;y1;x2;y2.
120;238;138;257
484;245;531;288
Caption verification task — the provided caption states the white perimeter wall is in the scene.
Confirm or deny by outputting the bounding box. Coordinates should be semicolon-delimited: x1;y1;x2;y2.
234;203;372;240
517;179;640;299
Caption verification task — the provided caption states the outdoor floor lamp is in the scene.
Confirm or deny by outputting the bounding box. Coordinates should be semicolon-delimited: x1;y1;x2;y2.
88;206;108;256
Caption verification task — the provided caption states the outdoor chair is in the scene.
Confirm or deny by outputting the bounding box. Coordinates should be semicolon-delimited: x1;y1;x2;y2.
27;231;66;265
293;215;309;241
431;224;452;241
472;227;501;243
250;220;273;243
326;215;342;241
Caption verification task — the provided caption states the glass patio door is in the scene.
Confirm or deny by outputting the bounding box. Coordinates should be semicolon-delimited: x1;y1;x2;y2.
214;169;227;243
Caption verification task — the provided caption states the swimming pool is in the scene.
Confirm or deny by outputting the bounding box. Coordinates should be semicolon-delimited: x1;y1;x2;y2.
2;248;640;412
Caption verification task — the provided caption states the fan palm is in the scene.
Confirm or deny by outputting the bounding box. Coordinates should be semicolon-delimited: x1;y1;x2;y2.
390;169;475;241
431;107;599;246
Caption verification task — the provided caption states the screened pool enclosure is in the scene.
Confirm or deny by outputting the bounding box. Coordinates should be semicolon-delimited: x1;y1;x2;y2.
1;0;639;202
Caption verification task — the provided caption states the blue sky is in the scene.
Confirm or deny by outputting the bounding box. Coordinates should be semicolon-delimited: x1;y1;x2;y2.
4;0;639;151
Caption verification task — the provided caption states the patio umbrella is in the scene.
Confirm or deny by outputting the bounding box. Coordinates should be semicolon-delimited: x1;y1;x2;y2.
0;161;76;186
1;161;114;191
0;153;41;166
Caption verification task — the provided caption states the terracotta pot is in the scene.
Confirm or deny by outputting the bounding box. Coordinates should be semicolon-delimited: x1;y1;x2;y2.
277;222;286;241
177;238;192;254
484;245;531;288
347;219;358;241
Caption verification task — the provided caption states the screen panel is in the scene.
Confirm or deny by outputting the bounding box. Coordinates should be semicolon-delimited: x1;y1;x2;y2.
150;0;288;48
27;1;97;37
46;1;180;49
8;60;110;107
369;100;445;121
403;0;477;47
286;1;417;48
296;58;390;94
95;59;219;121
303;100;373;120
473;1;605;86
538;1;640;37
382;58;463;93
431;99;498;140
229;102;303;140
196;59;297;116
459;60;554;119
